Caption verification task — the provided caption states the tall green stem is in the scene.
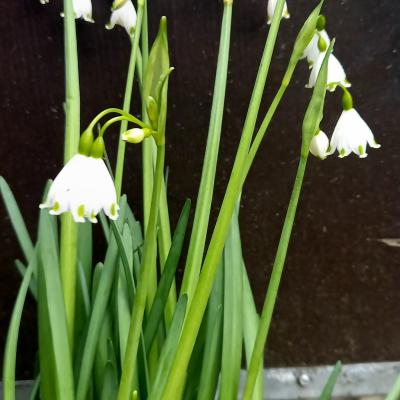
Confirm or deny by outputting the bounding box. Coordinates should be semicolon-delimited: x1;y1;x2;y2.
141;0;151;231
160;1;286;397
118;142;165;400
114;5;144;199
60;0;80;349
242;154;308;400
180;0;232;306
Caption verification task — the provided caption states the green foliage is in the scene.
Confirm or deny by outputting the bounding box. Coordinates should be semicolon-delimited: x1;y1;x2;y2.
0;177;34;263
301;41;334;156
319;361;342;400
1;1;357;400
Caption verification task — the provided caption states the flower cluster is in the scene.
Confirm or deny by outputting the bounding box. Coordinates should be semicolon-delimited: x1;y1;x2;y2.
40;134;119;223
46;0;137;36
303;14;380;159
266;2;380;159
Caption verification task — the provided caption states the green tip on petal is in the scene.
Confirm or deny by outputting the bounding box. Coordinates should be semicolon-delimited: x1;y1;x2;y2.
111;203;117;217
78;204;85;218
339;149;346;157
317;35;327;52
53;201;60;212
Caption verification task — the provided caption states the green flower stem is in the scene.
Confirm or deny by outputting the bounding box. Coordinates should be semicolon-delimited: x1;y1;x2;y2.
98;115;148;138
180;0;232;306
118;141;165;400
242;154;308;400
87;108;147;133
243;41;303;177
114;5;144;199
140;0;151;231
60;0;80;349
160;1;287;397
141;0;149;73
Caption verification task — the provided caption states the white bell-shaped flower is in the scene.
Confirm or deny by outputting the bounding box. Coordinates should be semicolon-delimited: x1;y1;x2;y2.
328;108;381;158
106;0;137;36
72;0;94;22
40;150;119;223
309;130;330;160
302;30;330;67
306;53;351;92
267;0;290;25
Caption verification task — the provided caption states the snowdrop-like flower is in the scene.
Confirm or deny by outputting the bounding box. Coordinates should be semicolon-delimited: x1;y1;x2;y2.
106;0;137;36
306;53;351;92
40;137;119;223
73;0;94;22
309;130;330;160
328;108;381;158
267;0;290;25
302;30;330;67
60;0;94;22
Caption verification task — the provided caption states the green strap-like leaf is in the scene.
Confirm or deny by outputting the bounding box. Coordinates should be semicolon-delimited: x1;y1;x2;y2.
148;295;188;400
38;211;74;400
2;251;36;400
197;263;224;400
301;40;334;156
143;199;191;351
0;177;34;263
319;361;342;400
220;206;244;399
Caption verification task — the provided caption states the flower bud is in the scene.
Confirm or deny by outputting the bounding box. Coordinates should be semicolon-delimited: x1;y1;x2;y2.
122;128;152;144
309;130;329;160
147;96;159;129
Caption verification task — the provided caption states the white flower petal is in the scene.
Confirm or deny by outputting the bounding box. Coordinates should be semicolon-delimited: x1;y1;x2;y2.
40;154;118;223
267;0;289;24
72;0;94;22
302;30;330;67
329;108;380;158
307;53;350;91
106;0;137;36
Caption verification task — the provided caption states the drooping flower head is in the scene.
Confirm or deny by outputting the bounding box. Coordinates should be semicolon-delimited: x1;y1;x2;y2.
267;0;290;25
328;91;381;158
309;130;330;160
302;15;330;67
302;30;330;68
40;132;119;223
306;53;351;92
106;0;137;36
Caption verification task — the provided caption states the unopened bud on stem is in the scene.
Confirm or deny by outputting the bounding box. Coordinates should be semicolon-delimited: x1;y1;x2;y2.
122;128;152;144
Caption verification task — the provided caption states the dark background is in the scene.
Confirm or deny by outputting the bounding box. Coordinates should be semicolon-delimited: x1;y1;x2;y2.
0;0;399;379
